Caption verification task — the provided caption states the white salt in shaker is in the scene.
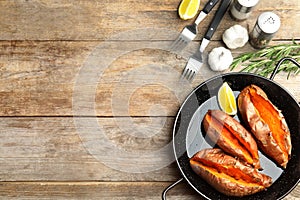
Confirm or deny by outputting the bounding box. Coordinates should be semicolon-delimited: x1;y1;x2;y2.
249;12;281;49
230;0;259;21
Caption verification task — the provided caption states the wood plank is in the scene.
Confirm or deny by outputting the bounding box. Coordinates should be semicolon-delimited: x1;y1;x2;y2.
0;0;299;40
0;117;184;181
0;181;201;200
0;40;299;117
0;181;298;200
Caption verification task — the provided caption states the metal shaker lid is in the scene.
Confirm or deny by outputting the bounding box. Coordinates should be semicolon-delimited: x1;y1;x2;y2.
237;0;259;8
257;12;281;34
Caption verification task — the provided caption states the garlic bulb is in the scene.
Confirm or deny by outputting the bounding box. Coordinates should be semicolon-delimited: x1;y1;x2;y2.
222;25;249;49
208;47;233;71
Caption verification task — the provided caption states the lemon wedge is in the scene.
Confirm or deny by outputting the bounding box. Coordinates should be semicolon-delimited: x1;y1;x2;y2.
178;0;200;20
217;82;237;115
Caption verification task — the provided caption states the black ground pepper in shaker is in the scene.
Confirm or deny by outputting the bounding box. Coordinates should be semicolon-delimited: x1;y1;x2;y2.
249;12;281;49
230;0;259;21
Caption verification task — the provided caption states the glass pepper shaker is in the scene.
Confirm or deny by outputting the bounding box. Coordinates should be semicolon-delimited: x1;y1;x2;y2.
249;12;281;49
230;0;259;21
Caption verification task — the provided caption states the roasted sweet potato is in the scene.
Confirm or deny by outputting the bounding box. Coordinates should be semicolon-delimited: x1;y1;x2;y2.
203;110;261;169
238;85;292;168
190;148;272;197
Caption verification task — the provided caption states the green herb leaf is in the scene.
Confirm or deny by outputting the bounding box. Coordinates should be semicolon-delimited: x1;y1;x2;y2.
230;42;300;78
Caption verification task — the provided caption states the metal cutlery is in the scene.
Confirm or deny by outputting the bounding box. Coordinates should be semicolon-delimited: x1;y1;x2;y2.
181;0;232;81
171;0;220;52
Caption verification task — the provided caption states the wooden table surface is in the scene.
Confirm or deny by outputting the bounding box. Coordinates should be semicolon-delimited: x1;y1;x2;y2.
0;0;299;199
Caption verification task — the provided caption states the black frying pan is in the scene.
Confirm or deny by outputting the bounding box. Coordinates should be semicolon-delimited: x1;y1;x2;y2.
162;58;300;200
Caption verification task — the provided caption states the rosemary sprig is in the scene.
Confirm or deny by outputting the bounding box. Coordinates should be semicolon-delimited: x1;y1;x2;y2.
230;42;300;78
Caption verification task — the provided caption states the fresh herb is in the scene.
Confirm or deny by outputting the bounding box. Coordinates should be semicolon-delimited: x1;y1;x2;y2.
230;42;300;78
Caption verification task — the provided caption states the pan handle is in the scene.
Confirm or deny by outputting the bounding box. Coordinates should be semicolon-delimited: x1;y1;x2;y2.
269;57;300;80
270;57;300;104
162;178;184;200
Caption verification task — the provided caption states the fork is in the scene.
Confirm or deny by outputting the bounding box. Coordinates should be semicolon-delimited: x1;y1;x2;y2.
170;0;220;52
181;0;232;81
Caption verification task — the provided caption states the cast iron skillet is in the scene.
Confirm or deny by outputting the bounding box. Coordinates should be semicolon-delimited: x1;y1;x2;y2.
162;58;300;200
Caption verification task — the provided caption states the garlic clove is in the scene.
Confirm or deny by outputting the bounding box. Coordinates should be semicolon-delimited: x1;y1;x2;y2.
208;47;233;72
222;24;249;49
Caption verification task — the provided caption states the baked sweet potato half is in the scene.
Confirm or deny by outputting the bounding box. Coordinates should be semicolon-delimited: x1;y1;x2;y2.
238;85;292;168
202;110;261;169
190;148;272;197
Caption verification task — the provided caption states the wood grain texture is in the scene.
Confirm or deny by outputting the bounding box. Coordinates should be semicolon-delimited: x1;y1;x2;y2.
0;0;299;40
0;181;199;200
0;40;299;117
0;182;298;200
0;117;181;181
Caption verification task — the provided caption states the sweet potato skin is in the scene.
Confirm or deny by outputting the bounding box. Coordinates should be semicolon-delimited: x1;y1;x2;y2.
190;149;272;197
238;85;291;168
203;110;260;169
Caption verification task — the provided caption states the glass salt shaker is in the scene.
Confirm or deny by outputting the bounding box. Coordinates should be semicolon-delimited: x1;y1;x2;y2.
249;12;281;49
230;0;259;21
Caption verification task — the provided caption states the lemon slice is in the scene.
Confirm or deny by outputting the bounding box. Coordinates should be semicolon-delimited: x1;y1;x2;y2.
217;82;237;115
178;0;200;20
